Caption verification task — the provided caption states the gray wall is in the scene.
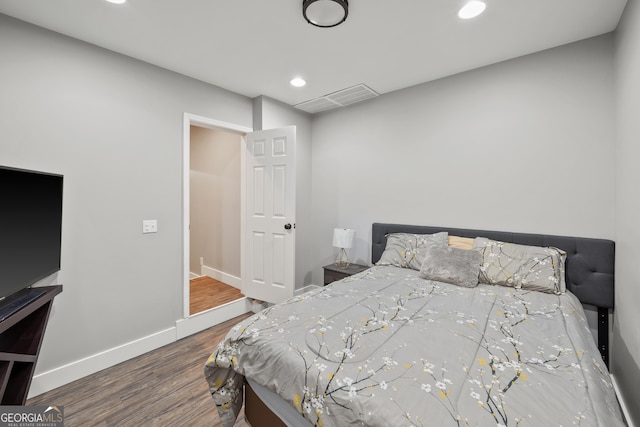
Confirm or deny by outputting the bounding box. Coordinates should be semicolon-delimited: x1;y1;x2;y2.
253;96;314;289
189;127;241;278
310;35;616;286
0;14;253;374
614;0;640;421
310;32;640;422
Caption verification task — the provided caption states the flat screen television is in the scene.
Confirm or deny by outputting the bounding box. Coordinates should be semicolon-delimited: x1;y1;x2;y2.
0;166;63;301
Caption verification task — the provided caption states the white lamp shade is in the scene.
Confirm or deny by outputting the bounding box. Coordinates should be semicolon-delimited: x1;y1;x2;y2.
333;228;355;249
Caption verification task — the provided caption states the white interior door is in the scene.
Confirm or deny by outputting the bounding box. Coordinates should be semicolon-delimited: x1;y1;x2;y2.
243;126;296;304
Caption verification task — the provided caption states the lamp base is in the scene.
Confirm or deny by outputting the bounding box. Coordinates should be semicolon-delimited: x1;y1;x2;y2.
335;248;351;269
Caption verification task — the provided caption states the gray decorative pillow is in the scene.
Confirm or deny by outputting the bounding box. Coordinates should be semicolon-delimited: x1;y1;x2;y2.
473;237;567;294
376;232;448;270
419;246;482;288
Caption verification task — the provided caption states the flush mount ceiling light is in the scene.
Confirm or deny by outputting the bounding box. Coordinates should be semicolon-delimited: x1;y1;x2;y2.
303;0;349;28
105;0;127;4
458;1;486;19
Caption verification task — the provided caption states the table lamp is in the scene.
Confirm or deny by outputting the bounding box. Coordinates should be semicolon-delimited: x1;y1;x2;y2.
333;228;355;268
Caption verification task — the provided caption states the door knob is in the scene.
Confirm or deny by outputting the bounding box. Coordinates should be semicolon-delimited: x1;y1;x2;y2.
284;223;292;230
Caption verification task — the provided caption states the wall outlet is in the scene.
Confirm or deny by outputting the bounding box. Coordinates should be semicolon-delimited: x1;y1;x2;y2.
142;219;158;234
200;257;204;265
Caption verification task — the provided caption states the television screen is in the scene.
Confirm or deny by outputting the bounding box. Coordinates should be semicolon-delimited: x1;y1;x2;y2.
0;166;63;300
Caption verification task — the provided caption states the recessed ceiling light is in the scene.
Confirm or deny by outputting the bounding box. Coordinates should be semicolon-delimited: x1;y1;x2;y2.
105;0;127;4
458;1;486;19
290;77;307;88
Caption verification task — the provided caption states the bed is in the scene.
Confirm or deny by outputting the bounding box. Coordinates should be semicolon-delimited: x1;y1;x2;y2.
205;223;624;427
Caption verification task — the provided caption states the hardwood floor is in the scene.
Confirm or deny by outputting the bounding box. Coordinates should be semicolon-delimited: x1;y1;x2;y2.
190;276;244;315
27;313;253;427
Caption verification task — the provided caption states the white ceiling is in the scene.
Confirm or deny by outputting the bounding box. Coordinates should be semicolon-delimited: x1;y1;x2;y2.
0;0;628;109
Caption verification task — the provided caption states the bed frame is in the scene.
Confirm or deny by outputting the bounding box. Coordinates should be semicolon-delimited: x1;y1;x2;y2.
243;223;616;427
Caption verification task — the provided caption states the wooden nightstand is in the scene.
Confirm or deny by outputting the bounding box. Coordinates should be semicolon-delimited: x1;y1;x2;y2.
323;263;369;285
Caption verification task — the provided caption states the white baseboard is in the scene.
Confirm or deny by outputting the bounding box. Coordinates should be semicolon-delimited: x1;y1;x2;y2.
611;374;636;427
176;297;251;339
28;327;175;399
29;299;252;399
200;265;241;289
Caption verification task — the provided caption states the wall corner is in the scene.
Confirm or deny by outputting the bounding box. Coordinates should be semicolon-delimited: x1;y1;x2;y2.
252;96;264;131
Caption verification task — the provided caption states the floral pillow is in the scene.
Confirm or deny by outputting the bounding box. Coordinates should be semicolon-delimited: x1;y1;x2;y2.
473;237;567;294
376;232;448;270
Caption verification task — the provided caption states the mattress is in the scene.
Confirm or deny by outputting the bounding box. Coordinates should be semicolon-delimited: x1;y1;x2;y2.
205;265;624;427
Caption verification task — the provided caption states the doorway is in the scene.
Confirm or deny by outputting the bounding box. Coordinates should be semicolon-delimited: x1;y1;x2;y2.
189;125;243;314
182;114;253;321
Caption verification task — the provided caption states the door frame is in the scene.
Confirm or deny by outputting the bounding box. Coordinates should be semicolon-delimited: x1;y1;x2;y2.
182;113;253;319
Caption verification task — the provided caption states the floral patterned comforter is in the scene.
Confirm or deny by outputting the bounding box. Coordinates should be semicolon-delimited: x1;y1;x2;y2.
205;266;624;427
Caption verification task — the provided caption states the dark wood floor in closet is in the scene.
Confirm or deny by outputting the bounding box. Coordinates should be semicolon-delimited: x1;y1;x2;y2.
190;276;244;315
27;313;253;427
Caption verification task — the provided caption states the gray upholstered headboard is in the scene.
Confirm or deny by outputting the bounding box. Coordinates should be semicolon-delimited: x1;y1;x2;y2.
371;223;615;365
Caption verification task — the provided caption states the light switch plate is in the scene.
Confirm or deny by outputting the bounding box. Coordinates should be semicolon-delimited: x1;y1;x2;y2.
143;219;158;234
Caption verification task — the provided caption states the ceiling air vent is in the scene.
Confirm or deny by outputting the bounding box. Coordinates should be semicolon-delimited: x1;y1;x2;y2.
294;84;379;114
